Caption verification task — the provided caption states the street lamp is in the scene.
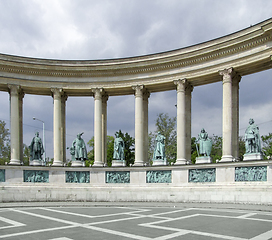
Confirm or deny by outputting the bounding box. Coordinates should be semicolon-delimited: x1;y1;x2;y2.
33;117;46;164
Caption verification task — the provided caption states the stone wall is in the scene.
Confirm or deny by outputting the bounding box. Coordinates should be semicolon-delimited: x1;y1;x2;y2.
0;160;271;204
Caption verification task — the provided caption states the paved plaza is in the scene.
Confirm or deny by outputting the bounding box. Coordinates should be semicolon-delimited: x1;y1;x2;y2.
0;203;272;240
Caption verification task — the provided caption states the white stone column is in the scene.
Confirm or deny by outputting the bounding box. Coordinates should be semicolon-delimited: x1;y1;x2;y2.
232;74;241;161
174;79;187;165
185;83;193;163
92;88;104;167
133;85;145;166
219;68;235;162
143;89;150;165
52;88;63;166
102;93;108;166
61;94;68;164
8;85;22;165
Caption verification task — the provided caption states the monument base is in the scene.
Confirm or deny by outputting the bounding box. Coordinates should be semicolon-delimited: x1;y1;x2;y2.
152;159;167;166
71;160;84;167
243;153;263;161
195;156;212;164
32;159;42;166
112;160;126;167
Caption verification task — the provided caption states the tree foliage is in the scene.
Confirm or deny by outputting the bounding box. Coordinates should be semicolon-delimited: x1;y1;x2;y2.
0;120;10;165
115;130;135;166
261;133;272;159
150;113;177;164
87;131;134;167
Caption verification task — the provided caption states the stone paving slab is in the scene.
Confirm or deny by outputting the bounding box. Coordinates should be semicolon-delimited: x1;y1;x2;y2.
0;203;272;239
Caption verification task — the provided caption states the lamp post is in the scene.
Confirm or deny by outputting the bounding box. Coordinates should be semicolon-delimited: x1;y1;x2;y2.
33;117;46;164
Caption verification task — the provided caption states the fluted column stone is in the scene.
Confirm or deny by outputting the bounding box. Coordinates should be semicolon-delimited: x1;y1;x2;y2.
174;79;188;165
102;93;109;166
9;85;23;165
52;88;63;166
133;85;145;166
92;88;104;167
219;67;237;162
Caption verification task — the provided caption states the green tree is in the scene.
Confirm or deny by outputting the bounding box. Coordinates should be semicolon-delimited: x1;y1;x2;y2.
22;144;30;166
261;133;272;159
87;135;117;167
150;113;177;164
210;135;222;163
0;120;10;165
115;130;135;166
191;137;198;164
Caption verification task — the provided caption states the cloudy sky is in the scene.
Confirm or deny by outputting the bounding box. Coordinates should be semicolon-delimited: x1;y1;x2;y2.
0;0;272;160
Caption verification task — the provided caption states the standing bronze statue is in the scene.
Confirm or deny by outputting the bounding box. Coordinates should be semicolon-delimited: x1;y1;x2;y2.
70;132;88;161
29;132;44;161
245;118;261;153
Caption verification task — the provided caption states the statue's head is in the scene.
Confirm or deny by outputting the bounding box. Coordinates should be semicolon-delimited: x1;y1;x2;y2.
77;132;84;139
249;118;254;124
35;132;39;137
201;128;205;133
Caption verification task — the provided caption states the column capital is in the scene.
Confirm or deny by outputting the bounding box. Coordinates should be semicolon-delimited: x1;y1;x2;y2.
132;85;144;97
51;88;63;99
102;92;109;103
8;84;21;96
219;67;239;84
92;88;105;100
174;79;193;93
143;89;150;101
62;92;68;102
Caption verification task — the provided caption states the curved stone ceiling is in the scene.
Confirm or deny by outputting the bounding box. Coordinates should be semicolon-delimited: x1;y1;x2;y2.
0;18;272;96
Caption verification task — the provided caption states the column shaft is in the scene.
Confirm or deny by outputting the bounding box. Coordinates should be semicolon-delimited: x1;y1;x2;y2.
93;88;104;167
133;85;145;166
102;94;108;166
185;83;193;163
232;75;241;161
220;68;235;162
143;90;150;165
9;85;22;165
52;88;63;166
174;79;187;165
61;94;67;164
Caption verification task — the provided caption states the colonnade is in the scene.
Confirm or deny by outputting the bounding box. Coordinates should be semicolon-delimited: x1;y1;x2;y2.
8;67;240;166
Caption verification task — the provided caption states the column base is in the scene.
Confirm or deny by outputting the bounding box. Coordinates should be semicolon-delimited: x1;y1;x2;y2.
52;160;63;167
9;159;21;165
92;162;104;167
220;155;234;162
152;159;168;166
112;160;126;167
133;161;144;167
243;153;263;161
195;156;212;164
71;160;84;167
175;158;187;165
32;159;42;166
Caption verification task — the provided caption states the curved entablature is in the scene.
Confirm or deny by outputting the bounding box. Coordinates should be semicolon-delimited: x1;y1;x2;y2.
0;18;272;96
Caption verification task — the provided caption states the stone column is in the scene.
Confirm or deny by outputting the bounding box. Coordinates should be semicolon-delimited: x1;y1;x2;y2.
51;88;63;166
174;79;187;165
133;85;145;166
61;94;68;164
219;68;235;162
143;89;150;165
185;83;193;163
8;85;23;165
102;93;109;166
232;74;241;161
92;88;104;167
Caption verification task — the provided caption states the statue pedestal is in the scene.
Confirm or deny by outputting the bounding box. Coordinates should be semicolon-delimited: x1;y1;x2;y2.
195;156;212;164
71;160;84;167
152;159;168;166
32;159;42;166
112;160;126;167
243;153;263;161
